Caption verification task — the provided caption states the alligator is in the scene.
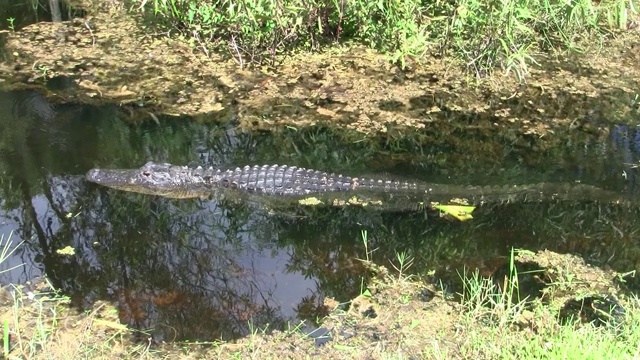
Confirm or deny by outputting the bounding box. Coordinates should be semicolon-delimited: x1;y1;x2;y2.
85;162;631;211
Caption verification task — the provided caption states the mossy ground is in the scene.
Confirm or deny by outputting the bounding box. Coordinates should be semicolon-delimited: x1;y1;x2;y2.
0;1;638;136
1;249;638;359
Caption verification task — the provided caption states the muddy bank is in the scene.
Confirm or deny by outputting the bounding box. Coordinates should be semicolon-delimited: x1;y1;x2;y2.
208;249;634;359
0;1;638;136
5;249;631;359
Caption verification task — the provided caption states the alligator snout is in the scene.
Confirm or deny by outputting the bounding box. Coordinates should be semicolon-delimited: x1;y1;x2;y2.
85;168;102;183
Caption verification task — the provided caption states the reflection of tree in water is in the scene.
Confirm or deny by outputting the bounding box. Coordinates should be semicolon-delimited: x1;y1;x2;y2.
610;124;640;194
0;92;296;340
278;195;640;297
2;88;640;341
72;193;294;340
0;93;381;340
0;90;91;283
0;0;78;29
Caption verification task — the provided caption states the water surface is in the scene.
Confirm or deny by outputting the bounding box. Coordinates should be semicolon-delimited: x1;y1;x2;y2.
0;89;639;341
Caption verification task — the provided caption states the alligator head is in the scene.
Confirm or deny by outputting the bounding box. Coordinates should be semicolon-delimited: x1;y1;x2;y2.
86;161;211;199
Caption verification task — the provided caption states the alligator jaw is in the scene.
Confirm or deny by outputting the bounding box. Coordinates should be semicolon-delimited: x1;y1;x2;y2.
85;164;209;199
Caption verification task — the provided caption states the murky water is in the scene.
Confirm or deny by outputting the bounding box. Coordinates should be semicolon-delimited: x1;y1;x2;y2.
0;89;639;341
0;0;84;30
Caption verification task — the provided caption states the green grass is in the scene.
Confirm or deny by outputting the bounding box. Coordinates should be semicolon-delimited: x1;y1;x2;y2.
510;319;640;359
2;285;152;359
0;232;150;359
0;231;23;274
1;230;639;359
446;248;640;360
131;0;638;77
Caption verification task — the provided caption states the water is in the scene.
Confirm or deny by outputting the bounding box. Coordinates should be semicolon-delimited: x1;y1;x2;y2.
0;89;639;341
0;0;84;30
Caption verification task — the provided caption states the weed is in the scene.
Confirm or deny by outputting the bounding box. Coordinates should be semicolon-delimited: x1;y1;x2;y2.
6;17;15;32
130;0;639;78
0;231;24;274
2;320;7;359
459;249;528;327
391;250;414;281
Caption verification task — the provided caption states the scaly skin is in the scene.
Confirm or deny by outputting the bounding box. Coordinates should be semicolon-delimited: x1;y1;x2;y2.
85;161;629;206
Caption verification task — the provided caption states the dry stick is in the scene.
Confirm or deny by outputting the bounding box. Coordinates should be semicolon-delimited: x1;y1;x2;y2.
69;302;107;357
84;21;96;47
192;30;210;58
138;337;152;359
230;35;244;69
337;0;345;41
271;31;296;65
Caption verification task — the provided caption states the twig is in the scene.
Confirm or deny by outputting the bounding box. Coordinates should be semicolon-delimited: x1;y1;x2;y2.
84;21;96;46
229;35;244;69
192;30;210;58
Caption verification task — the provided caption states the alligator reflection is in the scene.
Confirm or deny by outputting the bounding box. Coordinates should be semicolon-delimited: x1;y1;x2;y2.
0;89;639;341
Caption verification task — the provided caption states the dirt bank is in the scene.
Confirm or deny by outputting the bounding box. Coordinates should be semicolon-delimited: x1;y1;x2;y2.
0;1;638;136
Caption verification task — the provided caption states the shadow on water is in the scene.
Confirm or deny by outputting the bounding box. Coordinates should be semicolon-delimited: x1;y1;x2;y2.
1;89;640;341
0;0;85;30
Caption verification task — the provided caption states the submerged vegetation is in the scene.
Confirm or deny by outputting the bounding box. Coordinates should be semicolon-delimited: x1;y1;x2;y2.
133;0;638;77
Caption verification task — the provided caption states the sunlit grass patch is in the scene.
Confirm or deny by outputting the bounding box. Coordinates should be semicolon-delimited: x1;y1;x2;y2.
509;307;640;359
0;233;151;359
438;249;640;360
0;283;152;359
131;0;639;78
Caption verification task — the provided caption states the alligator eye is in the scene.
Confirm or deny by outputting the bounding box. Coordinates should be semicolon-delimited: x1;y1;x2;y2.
142;171;151;177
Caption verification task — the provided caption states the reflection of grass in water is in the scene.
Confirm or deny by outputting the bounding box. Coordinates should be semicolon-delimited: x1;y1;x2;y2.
2;228;640;358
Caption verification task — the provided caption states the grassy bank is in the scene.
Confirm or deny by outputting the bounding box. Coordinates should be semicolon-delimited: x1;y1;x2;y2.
3;276;639;359
1;232;639;359
132;0;638;78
